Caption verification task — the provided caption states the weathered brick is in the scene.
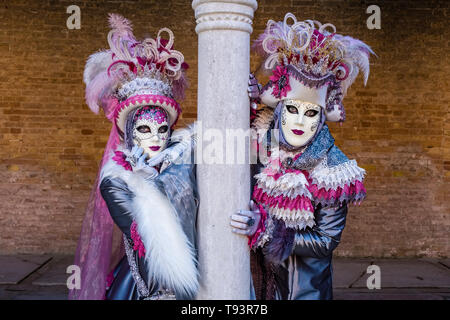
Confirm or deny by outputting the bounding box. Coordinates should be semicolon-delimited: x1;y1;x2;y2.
0;0;447;258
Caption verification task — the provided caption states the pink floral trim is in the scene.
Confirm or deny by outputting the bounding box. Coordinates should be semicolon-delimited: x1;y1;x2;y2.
114;94;181;129
130;221;146;258
308;180;366;205
270;65;291;98
134;105;168;124
112;151;132;171
248;203;267;249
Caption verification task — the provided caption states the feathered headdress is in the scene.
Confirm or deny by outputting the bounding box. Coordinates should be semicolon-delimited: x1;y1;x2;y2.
83;14;188;132
254;13;375;122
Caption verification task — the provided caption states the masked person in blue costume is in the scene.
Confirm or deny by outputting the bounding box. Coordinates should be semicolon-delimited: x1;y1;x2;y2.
231;13;374;300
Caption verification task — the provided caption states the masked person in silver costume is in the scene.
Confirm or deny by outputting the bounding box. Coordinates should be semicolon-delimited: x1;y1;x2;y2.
230;13;374;300
70;14;198;300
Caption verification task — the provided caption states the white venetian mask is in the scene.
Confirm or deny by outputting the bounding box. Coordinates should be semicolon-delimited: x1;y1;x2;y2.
280;99;322;148
132;106;170;159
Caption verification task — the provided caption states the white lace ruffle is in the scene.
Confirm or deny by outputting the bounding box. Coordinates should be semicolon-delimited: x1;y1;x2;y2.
254;170;312;199
270;207;315;230
309;158;366;190
254;169;316;232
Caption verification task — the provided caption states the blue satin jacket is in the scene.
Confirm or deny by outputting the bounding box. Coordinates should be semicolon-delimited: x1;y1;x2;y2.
250;123;355;300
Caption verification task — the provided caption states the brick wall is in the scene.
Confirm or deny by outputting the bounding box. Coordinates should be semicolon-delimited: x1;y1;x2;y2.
0;0;448;257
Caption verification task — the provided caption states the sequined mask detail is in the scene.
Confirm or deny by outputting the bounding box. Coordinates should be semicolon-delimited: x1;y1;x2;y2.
133;106;169;142
132;106;169;158
134;106;167;124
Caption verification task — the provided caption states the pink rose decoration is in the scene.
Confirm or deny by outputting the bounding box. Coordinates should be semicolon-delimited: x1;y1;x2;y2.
270;65;291;98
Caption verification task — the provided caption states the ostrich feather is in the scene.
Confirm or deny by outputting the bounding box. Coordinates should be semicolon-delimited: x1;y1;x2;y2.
172;72;188;101
83;50;112;86
252;22;280;57
83;50;114;114
335;35;375;95
108;13;133;36
85;70;115;114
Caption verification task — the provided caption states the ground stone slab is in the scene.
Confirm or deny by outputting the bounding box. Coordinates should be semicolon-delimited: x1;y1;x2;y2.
332;258;372;288
352;259;450;289
7;285;69;300
0;255;52;284
439;259;450;269
32;255;74;286
333;288;448;300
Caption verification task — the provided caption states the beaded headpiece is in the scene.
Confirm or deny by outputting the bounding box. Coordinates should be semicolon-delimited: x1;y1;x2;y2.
83;14;188;133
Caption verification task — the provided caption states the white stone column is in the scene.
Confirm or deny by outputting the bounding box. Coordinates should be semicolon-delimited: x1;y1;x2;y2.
192;0;258;299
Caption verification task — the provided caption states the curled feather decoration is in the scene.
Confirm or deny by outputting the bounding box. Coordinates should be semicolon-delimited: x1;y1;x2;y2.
334;34;375;94
84;50;114;114
253;12;375;98
83;13;189;116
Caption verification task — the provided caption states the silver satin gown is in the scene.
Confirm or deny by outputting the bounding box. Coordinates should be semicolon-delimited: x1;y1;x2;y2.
100;161;198;300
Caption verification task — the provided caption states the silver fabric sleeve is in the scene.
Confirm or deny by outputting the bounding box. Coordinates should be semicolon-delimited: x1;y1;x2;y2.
100;177;134;238
293;204;348;258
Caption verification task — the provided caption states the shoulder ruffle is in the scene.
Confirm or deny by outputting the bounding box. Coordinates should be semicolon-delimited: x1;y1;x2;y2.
308;158;366;207
254;169;312;198
309;158;366;190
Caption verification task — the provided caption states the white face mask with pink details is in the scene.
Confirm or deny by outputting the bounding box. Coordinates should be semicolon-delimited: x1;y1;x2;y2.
132;106;170;159
280;99;322;148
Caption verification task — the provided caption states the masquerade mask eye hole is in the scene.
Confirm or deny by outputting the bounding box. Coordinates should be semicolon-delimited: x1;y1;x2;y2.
286;105;298;114
137;125;151;133
304;109;319;117
158;125;168;134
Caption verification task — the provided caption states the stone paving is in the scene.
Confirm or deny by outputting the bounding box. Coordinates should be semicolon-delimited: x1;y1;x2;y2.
0;255;449;300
